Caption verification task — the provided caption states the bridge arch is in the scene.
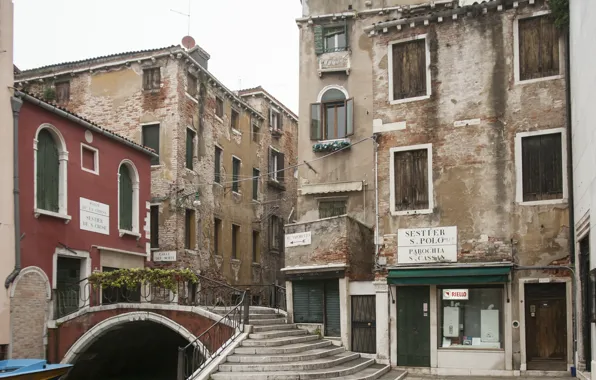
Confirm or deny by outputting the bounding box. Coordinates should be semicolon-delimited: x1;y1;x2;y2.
62;311;210;364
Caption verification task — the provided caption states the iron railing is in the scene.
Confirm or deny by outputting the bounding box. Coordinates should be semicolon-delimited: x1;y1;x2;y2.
177;286;249;380
239;283;286;312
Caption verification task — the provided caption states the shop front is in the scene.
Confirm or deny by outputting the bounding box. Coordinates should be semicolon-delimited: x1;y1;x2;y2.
387;264;514;376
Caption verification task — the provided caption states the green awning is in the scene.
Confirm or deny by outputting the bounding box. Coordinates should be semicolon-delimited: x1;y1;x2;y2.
387;266;511;285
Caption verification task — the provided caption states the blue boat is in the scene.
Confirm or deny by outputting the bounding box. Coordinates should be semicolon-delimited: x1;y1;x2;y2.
0;359;72;380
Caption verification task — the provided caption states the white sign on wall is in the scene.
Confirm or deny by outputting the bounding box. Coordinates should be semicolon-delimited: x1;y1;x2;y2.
397;226;458;264
80;197;110;235
154;251;177;262
443;289;469;300
285;231;312;248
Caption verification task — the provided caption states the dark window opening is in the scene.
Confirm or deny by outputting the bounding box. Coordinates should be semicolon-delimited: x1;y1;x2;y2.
214;146;222;183
214;218;221;255
142;124;160;165
119;165;133;231
232;224;240;259
150;205;159;249
319;200;347;218
187;73;197;97
521;133;563;202
252;230;260;263
216;97;224;118
231;109;239;130
232;157;241;193
269;215;282;251
252;168;260;201
393;149;429;211
185;209;196;250
55;81;70;103
186;129;196;169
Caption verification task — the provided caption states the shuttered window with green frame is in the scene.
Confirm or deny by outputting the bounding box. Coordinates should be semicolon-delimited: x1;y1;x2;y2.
119;165;133;231
36;129;60;212
186;128;196;169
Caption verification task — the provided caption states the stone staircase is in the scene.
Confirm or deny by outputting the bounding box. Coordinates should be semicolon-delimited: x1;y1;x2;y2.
210;307;406;380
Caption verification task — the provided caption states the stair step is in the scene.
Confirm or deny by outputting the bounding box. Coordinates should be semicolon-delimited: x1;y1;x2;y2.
249;318;288;325
374;369;407;380
249;313;286;320
252;324;298;333
226;347;345;363
219;352;360;372
234;340;333;355
249;329;308;339
308;364;393;380
242;334;320;347
211;357;375;380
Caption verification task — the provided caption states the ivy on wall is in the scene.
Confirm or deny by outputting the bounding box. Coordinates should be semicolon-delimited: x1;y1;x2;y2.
549;0;569;30
88;268;198;293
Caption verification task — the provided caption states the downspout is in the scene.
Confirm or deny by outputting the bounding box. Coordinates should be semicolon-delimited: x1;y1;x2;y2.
373;135;380;264
4;96;23;288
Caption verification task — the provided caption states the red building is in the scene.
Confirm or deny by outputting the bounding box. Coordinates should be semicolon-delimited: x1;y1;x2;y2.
9;91;155;359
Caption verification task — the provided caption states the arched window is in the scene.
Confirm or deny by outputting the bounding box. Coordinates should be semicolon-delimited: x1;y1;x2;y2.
118;160;140;235
310;86;353;141
34;124;69;218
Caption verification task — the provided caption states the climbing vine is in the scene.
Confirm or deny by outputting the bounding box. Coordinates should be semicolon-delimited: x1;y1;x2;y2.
88;268;198;292
548;0;569;30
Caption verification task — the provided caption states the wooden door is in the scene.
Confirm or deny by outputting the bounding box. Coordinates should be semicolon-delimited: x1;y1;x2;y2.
397;286;430;367
351;295;376;353
525;283;567;370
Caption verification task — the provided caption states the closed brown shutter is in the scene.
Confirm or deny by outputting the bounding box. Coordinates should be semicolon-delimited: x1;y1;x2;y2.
519;16;560;80
522;133;563;201
394;149;429;211
392;39;427;100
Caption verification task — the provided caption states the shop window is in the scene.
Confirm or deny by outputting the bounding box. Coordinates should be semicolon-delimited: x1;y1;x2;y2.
438;286;504;349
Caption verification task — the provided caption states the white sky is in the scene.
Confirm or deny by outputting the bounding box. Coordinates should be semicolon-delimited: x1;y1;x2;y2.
13;0;301;113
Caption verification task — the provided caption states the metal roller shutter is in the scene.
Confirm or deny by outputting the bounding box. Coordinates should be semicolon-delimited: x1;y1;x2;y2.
293;281;324;323
324;280;341;337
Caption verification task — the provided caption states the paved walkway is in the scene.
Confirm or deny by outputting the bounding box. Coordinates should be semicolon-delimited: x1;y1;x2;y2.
407;377;574;380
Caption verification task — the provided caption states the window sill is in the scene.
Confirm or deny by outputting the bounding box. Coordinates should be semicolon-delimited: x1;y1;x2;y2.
215;115;224;123
518;198;567;206
231;258;241;264
267;179;286;191
151;165;162;170
515;74;563;86
185;168;197;175
119;229;141;240
232;190;241;196
185;92;199;103
390;208;433;216
232;128;242;136
143;88;161;94
271;129;283;138
34;209;71;224
312;138;351;153
82;167;99;175
251;199;260;204
438;347;503;352
185;249;198;255
390;93;430;105
252;262;261;268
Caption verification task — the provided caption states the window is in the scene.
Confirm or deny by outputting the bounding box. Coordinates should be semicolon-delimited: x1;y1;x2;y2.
270;108;282;131
232;224;240;259
143;67;161;91
150;205;159;249
252;168;260;201
252;230;260;263
232;157;241;193
142;124;160;166
186;128;196;169
517;15;560;81
390;144;433;215
310;88;353;140
214;146;222;184
119;164;134;231
269;147;285;183
216;97;224;118
0;344;7;360
185;209;196;249
35;125;68;217
80;144;98;175
269;215;282;251
438;286;504;350
314;24;348;54
319;199;347;218
55;81;70;103
520;132;564;202
231;109;239;130
389;37;429;102
187;73;197;97
214;218;221;255
252;119;260;142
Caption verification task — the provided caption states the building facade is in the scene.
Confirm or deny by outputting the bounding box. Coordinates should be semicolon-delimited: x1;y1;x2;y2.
14;46;298;289
9;91;154;359
570;1;596;379
0;0;15;359
291;0;572;375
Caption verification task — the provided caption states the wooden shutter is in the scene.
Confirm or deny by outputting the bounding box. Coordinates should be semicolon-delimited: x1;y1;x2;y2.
277;152;285;183
150;205;159;248
314;25;324;55
345;98;354;136
152;68;160;89
119;165;133;231
55;82;70;103
519;17;541;80
252;168;259;200
539;16;560;78
142;124;160;165
186;129;195;169
522;136;542;201
293;281;324;323
394;149;429;211
392;39;427;100
412;149;429;209
36;129;59;212
310;103;322;140
522;134;563;201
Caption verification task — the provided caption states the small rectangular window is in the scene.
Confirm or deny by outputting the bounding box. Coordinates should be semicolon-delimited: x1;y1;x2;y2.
269;215;282;251
143;68;161;91
142;124;160;165
81;144;98;174
393;148;430;211
323;26;347;52
231;109;239;130
0;344;7;360
150;205;159;249
268;148;285;183
252;168;260;201
55;81;70;103
270;108;282;131
232;224;240;259
216;97;224;118
187;73;197;97
252;119;260;142
185;209;196;250
521;132;563;202
518;15;560;81
232;157;241;193
214;147;222;183
214;218;221;255
319;200;347;219
252;230;260;263
186;129;196;170
391;38;427;101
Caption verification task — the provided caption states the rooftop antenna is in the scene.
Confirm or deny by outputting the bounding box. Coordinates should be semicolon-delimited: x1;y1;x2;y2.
171;0;191;37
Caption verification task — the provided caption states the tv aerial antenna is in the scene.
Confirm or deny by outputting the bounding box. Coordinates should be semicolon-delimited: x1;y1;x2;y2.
171;0;191;36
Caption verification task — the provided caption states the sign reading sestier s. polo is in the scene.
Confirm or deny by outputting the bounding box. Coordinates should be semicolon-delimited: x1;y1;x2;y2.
397;226;458;264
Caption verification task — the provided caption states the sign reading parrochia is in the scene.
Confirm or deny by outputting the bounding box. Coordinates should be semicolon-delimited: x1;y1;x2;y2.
397;226;458;264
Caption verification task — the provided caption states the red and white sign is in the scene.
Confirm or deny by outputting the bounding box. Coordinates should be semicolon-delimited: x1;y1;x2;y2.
443;289;469;300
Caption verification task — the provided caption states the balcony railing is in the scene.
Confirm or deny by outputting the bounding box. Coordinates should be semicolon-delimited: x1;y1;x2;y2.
237;283;287;312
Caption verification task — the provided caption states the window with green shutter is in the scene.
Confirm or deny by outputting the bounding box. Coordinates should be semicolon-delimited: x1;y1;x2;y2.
119;165;133;231
186;129;196;169
36;129;60;212
232;157;241;193
252;168;260;201
142;124;160;165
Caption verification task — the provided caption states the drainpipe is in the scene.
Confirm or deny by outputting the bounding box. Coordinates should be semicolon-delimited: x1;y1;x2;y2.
373;135;380;264
4;96;23;289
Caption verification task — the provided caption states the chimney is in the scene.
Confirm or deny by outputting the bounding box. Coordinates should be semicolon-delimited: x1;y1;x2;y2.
188;45;210;70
